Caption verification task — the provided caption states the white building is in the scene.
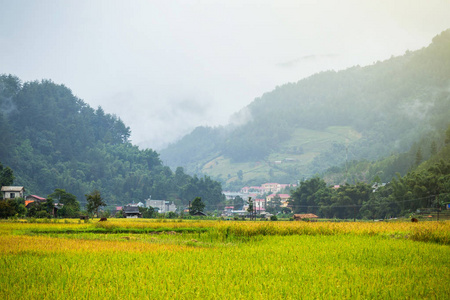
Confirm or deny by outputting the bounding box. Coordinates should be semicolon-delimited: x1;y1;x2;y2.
145;198;177;213
1;186;25;199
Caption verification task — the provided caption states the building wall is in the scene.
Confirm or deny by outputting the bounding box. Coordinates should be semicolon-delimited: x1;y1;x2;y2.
2;189;24;199
146;199;177;213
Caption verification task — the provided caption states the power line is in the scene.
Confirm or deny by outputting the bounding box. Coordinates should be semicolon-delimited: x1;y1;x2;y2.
199;192;449;209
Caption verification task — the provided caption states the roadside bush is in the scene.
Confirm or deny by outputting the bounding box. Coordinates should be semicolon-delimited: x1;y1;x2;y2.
35;211;51;218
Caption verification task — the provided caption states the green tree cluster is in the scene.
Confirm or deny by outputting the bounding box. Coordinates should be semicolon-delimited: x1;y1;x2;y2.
289;156;450;219
0;76;226;212
189;197;205;215
86;190;106;217
48;189;80;217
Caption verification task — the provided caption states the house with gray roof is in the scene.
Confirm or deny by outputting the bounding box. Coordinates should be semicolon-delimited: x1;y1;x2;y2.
1;186;25;199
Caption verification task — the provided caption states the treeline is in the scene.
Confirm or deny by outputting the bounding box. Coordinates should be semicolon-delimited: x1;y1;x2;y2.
0;75;225;209
289;138;450;219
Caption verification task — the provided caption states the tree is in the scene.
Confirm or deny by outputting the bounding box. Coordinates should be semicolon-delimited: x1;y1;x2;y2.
0;162;15;188
190;197;205;215
237;170;243;181
86;190;106;217
45;197;54;216
289;177;327;214
430;140;437;156
247;197;253;213
139;206;155;218
281;207;291;214
234;196;244;210
48;189;80;217
415;147;423;166
0;199;16;218
266;195;282;214
166;211;178;219
445;124;450;145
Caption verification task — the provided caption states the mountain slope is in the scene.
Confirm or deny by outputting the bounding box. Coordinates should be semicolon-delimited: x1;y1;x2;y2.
161;29;450;188
0;76;225;210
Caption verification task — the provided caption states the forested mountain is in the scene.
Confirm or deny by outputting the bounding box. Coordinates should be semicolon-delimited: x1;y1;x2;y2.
161;29;450;189
289;127;450;220
0;76;224;210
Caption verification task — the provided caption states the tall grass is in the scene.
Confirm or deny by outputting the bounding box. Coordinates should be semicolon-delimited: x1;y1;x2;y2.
0;232;448;299
1;220;449;299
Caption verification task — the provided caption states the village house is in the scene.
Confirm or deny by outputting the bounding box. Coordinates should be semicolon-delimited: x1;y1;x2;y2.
261;183;296;194
223;191;245;200
224;206;234;214
145;199;177;213
222;206;247;217
1;186;25;199
24;194;63;217
240;186;264;194
240;186;250;194
123;205;142;218
112;206;123;216
25;194;46;206
266;193;291;207
262;183;280;193
254;198;266;212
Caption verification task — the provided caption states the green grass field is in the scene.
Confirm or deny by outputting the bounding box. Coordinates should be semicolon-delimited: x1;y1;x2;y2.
1;219;449;299
201;126;361;183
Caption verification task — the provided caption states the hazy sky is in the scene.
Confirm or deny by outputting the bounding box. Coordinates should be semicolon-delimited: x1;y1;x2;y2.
1;0;450;150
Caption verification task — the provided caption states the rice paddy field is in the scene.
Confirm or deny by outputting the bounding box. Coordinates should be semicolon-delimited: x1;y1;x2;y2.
1;219;449;299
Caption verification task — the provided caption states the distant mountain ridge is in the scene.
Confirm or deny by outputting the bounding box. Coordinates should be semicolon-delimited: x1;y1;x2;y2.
160;29;450;189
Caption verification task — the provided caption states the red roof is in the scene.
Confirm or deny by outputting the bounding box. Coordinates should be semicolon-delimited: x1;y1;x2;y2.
29;195;47;201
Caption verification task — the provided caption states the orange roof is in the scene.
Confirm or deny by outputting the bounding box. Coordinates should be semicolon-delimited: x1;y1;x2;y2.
25;200;35;206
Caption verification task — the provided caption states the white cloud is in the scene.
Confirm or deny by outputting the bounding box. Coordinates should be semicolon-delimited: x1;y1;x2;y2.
1;0;449;150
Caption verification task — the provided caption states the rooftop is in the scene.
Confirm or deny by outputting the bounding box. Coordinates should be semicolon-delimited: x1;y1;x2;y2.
1;186;24;192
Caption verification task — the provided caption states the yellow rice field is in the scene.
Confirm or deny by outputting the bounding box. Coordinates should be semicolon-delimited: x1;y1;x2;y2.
0;219;449;299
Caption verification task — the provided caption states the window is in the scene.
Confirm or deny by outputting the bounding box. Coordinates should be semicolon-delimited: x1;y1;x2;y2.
10;193;15;199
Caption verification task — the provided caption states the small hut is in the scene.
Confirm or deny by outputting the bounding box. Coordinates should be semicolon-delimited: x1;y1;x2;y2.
294;214;319;221
191;211;207;217
123;205;142;218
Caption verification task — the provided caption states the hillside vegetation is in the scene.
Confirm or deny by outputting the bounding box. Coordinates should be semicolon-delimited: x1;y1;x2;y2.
161;29;450;188
0;76;224;209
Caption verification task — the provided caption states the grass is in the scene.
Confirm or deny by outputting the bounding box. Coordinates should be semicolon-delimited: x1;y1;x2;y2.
1;219;449;299
200;126;362;183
